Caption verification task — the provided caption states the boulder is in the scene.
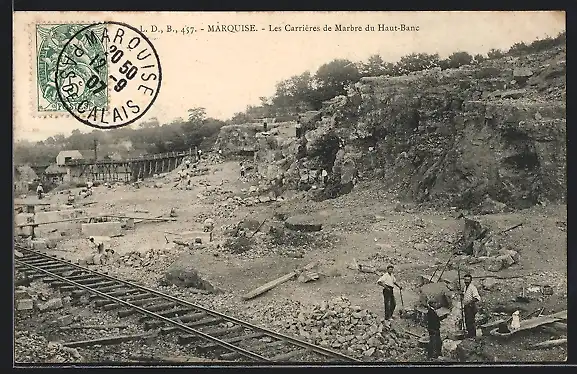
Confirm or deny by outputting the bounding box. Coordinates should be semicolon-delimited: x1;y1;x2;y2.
498;249;520;263
472;240;486;257
481;277;499;291
418;282;451;309
484;237;501;257
162;252;220;292
513;67;533;79
479;196;507;214
484;256;504;272
497;253;515;268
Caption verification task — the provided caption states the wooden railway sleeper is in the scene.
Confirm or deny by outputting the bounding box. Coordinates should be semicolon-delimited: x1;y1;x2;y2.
67;274;98;280
38;263;75;271
143;301;180;313
269;348;309;362
84;280;119;289
86;284;128;294
220;340;286;360
19;258;59;265
91;289;143;301
139;306;195;323
117;298;168;317
162;317;223;334
144;312;208;330
94;292;154;307
195;330;262;349
107;296;164;312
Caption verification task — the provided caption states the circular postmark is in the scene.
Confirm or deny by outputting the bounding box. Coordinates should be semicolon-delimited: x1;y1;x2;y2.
55;22;162;129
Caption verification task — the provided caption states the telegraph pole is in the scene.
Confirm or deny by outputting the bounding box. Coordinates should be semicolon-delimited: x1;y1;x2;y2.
93;139;98;161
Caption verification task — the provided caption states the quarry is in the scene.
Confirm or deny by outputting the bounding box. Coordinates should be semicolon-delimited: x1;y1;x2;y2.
14;32;566;364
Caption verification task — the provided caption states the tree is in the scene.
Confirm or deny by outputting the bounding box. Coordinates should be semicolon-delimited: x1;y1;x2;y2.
447;51;473;68
139;117;160;128
395;53;440;74
229;112;251;125
187;107;207;123
313;59;360;106
360;54;387;77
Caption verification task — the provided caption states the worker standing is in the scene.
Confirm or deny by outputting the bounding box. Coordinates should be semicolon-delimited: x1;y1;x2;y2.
377;264;403;324
239;162;246;179
426;302;442;359
295;117;302;138
462;273;481;338
36;183;44;199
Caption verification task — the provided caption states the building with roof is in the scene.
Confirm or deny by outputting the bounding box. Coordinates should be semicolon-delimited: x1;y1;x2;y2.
56;150;84;166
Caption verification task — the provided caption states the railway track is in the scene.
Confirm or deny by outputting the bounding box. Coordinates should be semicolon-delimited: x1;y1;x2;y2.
14;246;360;363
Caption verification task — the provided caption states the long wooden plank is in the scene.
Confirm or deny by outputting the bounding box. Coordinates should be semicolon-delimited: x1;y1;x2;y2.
63;332;156;348
242;262;317;301
242;272;296;300
528;338;567;350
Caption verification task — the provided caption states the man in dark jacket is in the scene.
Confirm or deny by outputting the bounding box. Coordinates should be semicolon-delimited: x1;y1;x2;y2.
426;302;442;359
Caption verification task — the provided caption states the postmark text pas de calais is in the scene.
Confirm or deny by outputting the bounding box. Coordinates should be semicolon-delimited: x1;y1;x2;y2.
52;22;161;129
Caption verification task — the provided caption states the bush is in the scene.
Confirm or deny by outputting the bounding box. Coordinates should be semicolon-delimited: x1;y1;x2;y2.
487;49;504;59
224;236;255;254
473;54;486;63
395;53;440;74
507;42;529;56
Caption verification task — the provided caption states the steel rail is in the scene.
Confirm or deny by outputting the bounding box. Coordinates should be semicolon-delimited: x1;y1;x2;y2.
14;246;360;362
15;258;270;362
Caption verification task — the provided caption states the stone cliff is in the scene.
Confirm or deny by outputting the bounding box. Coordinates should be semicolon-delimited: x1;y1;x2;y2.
216;44;566;212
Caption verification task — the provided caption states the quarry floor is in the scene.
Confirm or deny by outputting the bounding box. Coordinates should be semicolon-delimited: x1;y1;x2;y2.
15;160;567;363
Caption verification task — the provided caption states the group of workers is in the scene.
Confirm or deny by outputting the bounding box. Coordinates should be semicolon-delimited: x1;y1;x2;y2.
377;265;481;360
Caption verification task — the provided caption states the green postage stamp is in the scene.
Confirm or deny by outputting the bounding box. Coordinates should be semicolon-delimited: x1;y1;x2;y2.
35;24;109;113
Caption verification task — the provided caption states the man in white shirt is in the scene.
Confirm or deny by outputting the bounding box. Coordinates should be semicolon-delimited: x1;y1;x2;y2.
462;273;481;338
377;264;403;322
36;184;44;199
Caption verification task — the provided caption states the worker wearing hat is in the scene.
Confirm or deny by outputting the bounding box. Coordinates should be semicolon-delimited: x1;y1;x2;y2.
377;264;403;323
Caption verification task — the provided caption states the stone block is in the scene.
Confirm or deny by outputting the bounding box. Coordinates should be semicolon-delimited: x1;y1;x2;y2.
16;299;34;311
81;222;122;237
285;215;323;232
34;209;87;225
56;314;74;326
30;239;48;251
14;289;28;300
38;297;63;311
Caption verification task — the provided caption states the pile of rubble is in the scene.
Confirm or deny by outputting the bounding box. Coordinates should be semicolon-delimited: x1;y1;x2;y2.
279;296;415;360
460;218;522;272
14;330;83;363
115;248;174;268
15;281;70;313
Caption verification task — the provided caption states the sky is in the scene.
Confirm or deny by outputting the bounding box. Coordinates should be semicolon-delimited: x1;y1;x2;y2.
13;11;565;142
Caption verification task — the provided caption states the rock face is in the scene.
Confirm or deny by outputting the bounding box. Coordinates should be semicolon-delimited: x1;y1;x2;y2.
214;124;261;155
216;45;566;211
